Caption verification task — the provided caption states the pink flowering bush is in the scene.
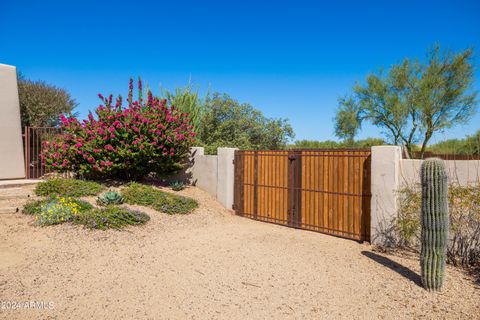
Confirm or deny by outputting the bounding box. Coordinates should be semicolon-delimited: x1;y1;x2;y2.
42;79;196;180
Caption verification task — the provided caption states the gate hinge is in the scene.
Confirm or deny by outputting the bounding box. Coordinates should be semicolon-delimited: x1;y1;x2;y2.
232;204;236;210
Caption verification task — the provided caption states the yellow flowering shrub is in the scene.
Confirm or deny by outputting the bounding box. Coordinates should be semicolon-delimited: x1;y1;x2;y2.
37;197;89;226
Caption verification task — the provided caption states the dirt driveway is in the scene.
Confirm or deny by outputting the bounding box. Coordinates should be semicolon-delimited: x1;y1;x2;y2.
0;186;478;319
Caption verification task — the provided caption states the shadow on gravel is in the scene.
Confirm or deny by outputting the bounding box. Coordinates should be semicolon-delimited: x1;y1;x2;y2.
361;251;422;287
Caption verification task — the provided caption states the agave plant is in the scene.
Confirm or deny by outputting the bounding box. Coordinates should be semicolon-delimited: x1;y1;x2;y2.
169;180;185;191
96;190;124;206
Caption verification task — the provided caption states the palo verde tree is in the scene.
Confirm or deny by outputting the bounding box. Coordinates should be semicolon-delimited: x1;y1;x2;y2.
17;73;77;128
334;45;478;158
334;95;362;144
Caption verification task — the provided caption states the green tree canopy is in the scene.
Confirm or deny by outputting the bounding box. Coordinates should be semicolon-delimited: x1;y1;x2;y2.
334;96;362;143
334;45;478;158
196;93;294;154
18;74;77;127
429;130;480;155
290;137;385;149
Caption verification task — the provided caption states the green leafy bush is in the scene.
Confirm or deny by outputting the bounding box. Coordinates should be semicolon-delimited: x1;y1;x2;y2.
396;187;422;247
169;180;185;191
397;184;480;268
121;182;198;214
74;206;150;230
35;179;104;197
36;197;93;226
97;190;124;206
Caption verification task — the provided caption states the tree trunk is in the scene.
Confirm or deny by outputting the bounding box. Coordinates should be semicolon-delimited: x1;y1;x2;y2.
419;131;433;159
404;142;413;159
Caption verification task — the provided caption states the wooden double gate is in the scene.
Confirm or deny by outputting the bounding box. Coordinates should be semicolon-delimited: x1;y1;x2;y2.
233;149;372;241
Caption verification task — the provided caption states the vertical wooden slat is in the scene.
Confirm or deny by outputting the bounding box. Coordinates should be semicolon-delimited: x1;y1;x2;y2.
308;152;317;226
328;151;333;233
312;152;316;228
318;153;323;230
295;151;302;226
355;154;361;238
347;150;353;236
282;154;287;223
253;151;258;220
304;151;307;226
267;152;272;220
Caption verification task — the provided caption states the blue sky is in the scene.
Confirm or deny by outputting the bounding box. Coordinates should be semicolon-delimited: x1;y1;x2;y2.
1;0;479;143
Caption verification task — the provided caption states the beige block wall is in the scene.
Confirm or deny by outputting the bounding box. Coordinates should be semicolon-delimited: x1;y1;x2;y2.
191;154;218;196
0;64;25;180
400;159;480;187
370;146;480;246
370;146;402;246
189;147;237;210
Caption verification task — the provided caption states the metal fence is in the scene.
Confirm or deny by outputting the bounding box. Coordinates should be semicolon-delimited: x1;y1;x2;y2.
23;126;61;179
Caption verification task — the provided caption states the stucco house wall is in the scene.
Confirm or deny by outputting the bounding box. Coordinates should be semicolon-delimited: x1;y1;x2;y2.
0;64;25;180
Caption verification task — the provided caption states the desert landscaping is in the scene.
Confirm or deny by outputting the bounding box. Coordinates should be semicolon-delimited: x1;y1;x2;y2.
0;184;478;320
2;3;480;318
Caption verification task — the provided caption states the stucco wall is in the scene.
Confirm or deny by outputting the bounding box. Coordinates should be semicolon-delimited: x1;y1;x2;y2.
370;147;480;246
189;147;237;210
191;154;218;196
0;64;25;180
400;159;480;187
370;146;402;246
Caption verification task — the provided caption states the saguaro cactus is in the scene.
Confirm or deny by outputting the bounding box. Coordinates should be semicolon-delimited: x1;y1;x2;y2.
420;158;449;291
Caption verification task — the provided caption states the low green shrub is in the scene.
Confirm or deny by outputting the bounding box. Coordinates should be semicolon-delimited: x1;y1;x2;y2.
121;182;198;214
35;179;104;197
36;197;93;226
397;184;480;268
23;199;49;215
23;197;147;230
396;187;422;247
97;190;124;206
74;206;150;230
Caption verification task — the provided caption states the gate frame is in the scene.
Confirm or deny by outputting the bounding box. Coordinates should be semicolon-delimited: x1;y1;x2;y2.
233;148;372;242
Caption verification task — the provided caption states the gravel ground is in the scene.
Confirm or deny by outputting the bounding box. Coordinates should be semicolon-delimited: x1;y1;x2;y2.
0;185;478;320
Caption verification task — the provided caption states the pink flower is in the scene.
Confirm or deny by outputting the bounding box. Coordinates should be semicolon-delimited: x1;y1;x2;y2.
42;78;197;178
